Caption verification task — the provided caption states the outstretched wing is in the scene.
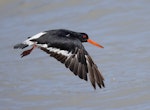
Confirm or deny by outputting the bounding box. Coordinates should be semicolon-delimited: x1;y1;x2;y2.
40;45;105;89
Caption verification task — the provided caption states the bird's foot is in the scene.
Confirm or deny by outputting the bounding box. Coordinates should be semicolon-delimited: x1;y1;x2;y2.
21;45;36;58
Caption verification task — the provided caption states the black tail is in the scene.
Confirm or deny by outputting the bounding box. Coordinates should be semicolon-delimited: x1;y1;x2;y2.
14;43;28;49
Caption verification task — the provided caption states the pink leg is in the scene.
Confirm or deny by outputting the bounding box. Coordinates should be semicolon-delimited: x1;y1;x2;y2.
21;45;36;58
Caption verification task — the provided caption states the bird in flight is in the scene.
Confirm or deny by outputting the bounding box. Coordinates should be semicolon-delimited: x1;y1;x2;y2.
14;29;105;89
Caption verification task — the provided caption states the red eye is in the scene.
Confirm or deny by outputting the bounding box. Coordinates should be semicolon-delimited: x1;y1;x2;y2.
82;35;87;39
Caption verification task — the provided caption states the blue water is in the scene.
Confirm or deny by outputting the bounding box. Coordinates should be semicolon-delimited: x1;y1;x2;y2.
0;1;150;110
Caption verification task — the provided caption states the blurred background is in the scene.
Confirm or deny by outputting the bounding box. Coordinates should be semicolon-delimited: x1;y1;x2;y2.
0;0;150;110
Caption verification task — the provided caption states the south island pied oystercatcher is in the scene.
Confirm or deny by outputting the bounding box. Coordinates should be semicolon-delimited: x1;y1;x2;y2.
14;29;105;89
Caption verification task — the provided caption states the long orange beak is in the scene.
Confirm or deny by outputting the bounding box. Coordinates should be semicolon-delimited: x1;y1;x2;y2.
87;39;104;48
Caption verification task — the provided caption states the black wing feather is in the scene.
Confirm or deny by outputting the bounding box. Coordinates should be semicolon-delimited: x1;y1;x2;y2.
40;45;104;89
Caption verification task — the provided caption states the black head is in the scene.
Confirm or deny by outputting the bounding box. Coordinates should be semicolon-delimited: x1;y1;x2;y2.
77;32;104;48
78;33;89;42
65;30;104;48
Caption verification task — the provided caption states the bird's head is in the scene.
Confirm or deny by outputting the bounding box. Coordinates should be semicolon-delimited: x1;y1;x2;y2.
79;33;104;48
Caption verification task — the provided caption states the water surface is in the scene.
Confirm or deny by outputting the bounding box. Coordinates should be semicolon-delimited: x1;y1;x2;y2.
0;0;150;110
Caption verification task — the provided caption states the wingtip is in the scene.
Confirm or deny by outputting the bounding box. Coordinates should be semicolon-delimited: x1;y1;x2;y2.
91;82;96;89
102;81;105;88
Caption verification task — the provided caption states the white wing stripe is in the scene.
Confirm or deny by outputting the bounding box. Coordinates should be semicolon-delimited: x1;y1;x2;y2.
47;47;72;57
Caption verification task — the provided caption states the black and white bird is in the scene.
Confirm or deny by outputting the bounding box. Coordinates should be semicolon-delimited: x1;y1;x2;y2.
14;29;105;89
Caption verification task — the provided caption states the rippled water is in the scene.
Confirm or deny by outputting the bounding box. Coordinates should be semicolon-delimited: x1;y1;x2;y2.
0;0;150;110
